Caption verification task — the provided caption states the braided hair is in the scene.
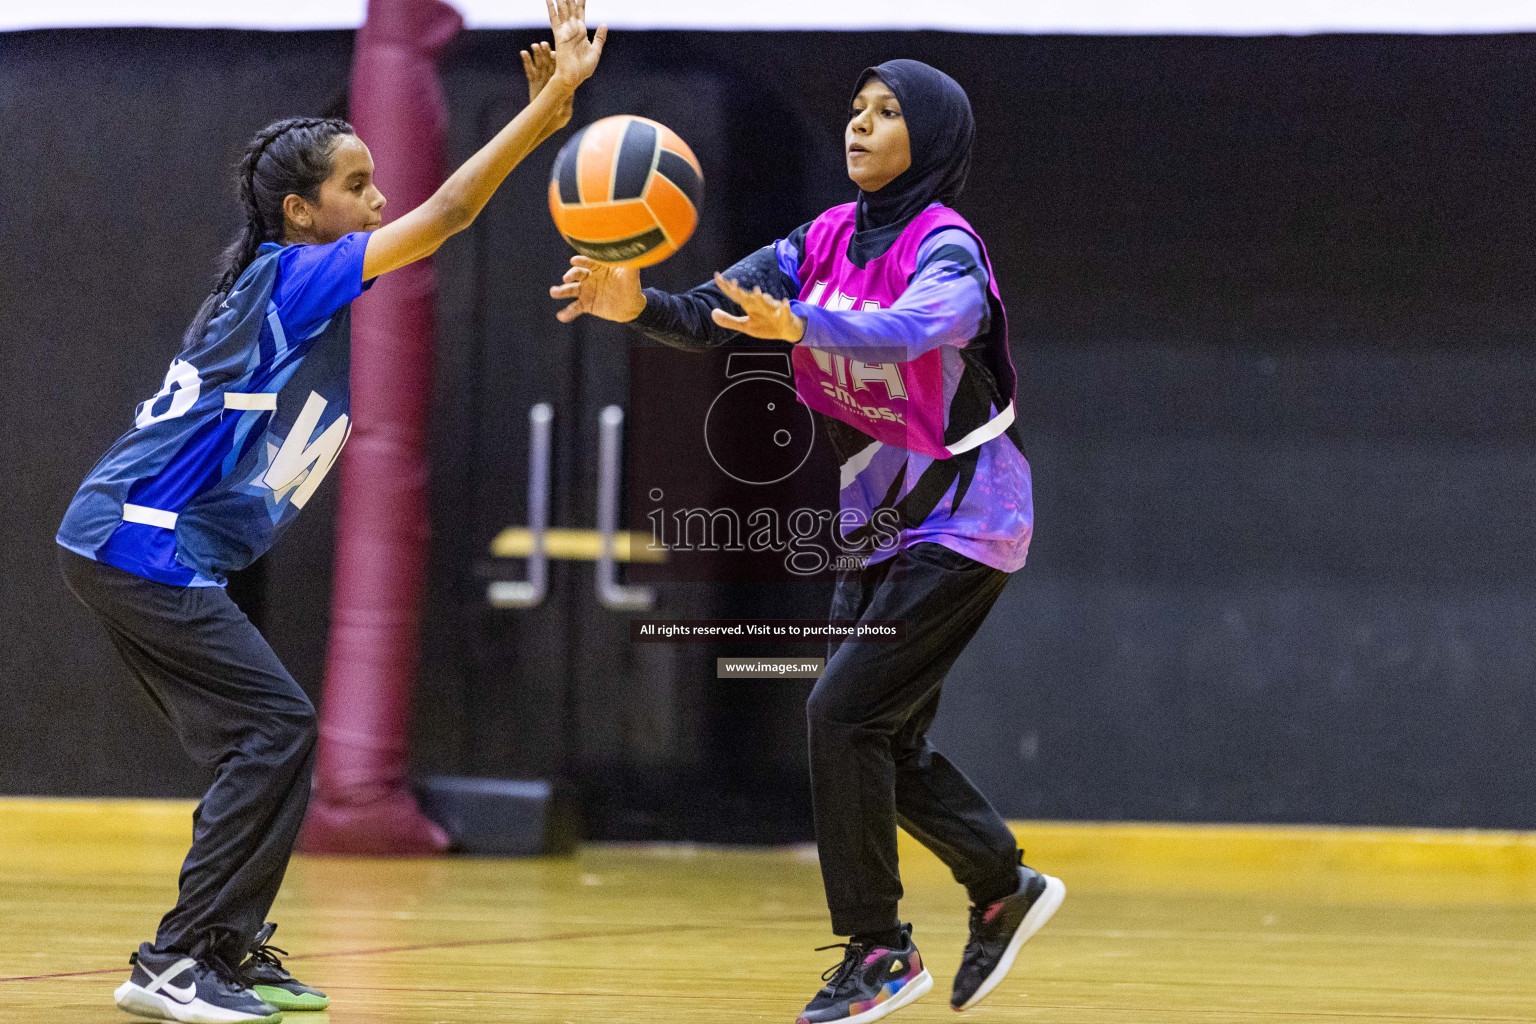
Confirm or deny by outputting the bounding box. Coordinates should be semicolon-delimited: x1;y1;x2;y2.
181;116;355;351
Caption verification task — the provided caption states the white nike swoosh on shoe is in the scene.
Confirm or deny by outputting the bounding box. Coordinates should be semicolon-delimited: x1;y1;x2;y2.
144;957;200;1003
162;978;198;1003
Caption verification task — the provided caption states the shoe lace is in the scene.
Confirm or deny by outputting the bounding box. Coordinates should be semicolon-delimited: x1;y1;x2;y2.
200;950;249;992
246;938;289;973
962;903;989;962
814;942;867;993
192;928;249;991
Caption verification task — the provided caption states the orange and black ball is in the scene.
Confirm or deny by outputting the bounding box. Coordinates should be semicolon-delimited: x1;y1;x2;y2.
548;115;703;268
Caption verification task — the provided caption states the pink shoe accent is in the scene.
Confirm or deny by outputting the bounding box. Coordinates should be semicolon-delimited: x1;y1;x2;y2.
982;901;1004;923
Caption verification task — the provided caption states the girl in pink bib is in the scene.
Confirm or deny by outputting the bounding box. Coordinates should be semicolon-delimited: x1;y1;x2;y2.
551;58;1063;1024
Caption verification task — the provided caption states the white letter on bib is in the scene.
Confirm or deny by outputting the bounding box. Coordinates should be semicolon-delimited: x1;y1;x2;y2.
263;392;350;509
849;361;907;400
135;358;201;428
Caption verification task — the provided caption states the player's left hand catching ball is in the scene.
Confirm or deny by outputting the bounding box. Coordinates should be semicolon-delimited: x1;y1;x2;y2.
710;273;807;343
548;0;607;90
522;42;574;131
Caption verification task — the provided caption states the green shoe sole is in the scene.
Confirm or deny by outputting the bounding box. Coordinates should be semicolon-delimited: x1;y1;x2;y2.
252;986;330;1011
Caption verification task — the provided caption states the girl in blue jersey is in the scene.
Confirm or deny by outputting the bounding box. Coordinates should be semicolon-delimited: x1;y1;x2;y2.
550;60;1063;1024
56;5;605;1022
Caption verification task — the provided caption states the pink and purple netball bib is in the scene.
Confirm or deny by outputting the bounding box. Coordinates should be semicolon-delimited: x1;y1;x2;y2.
790;202;1015;460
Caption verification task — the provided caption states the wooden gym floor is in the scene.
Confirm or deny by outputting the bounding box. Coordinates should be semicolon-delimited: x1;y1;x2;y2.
1;799;1533;1023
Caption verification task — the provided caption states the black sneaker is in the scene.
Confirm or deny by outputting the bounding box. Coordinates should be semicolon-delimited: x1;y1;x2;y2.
797;924;933;1024
950;866;1066;1010
113;944;282;1023
239;924;329;1012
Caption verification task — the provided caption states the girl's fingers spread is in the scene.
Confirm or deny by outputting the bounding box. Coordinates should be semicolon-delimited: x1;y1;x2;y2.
711;309;749;328
557;301;584;322
571;255;599;270
593;24;608;50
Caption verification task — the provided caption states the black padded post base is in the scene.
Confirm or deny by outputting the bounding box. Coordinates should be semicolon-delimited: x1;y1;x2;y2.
414;777;580;856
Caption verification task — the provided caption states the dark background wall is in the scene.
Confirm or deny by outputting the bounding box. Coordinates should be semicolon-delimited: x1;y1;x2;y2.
4;28;1535;833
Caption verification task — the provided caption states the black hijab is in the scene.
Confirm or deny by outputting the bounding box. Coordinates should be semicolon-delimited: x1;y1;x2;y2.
849;59;976;266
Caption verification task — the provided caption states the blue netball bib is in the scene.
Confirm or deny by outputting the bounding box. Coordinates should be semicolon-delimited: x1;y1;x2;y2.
58;233;372;586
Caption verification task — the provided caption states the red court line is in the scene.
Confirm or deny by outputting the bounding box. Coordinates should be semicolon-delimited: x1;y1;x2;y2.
273;922;712;962
320;984;764;1001
0;920;806;986
0;967;123;984
311;987;1534;1019
1015;1004;1536;1023
245;986;1536;1024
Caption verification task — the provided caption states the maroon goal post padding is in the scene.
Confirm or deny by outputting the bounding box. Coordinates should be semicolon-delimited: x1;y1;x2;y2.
298;0;462;855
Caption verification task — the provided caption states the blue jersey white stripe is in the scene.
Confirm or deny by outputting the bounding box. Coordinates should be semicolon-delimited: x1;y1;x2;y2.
58;233;372;586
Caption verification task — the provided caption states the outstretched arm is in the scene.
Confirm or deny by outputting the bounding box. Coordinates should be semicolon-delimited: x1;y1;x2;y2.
549;224;810;349
716;228;991;361
362;0;606;281
632;245;800;349
522;40;575;149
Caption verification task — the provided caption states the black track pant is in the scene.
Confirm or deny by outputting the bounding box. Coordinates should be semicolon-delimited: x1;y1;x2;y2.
59;548;316;963
808;542;1021;937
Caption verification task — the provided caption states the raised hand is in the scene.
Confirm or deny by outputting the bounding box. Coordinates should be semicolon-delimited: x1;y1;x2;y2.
550;255;646;323
521;41;573;131
547;0;607;89
710;273;807;342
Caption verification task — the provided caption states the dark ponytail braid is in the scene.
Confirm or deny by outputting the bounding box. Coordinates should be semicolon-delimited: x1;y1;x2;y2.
180;116;355;351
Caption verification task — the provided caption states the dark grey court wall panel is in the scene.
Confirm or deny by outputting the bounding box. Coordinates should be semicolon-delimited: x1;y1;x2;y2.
932;339;1536;828
935;575;1536;826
